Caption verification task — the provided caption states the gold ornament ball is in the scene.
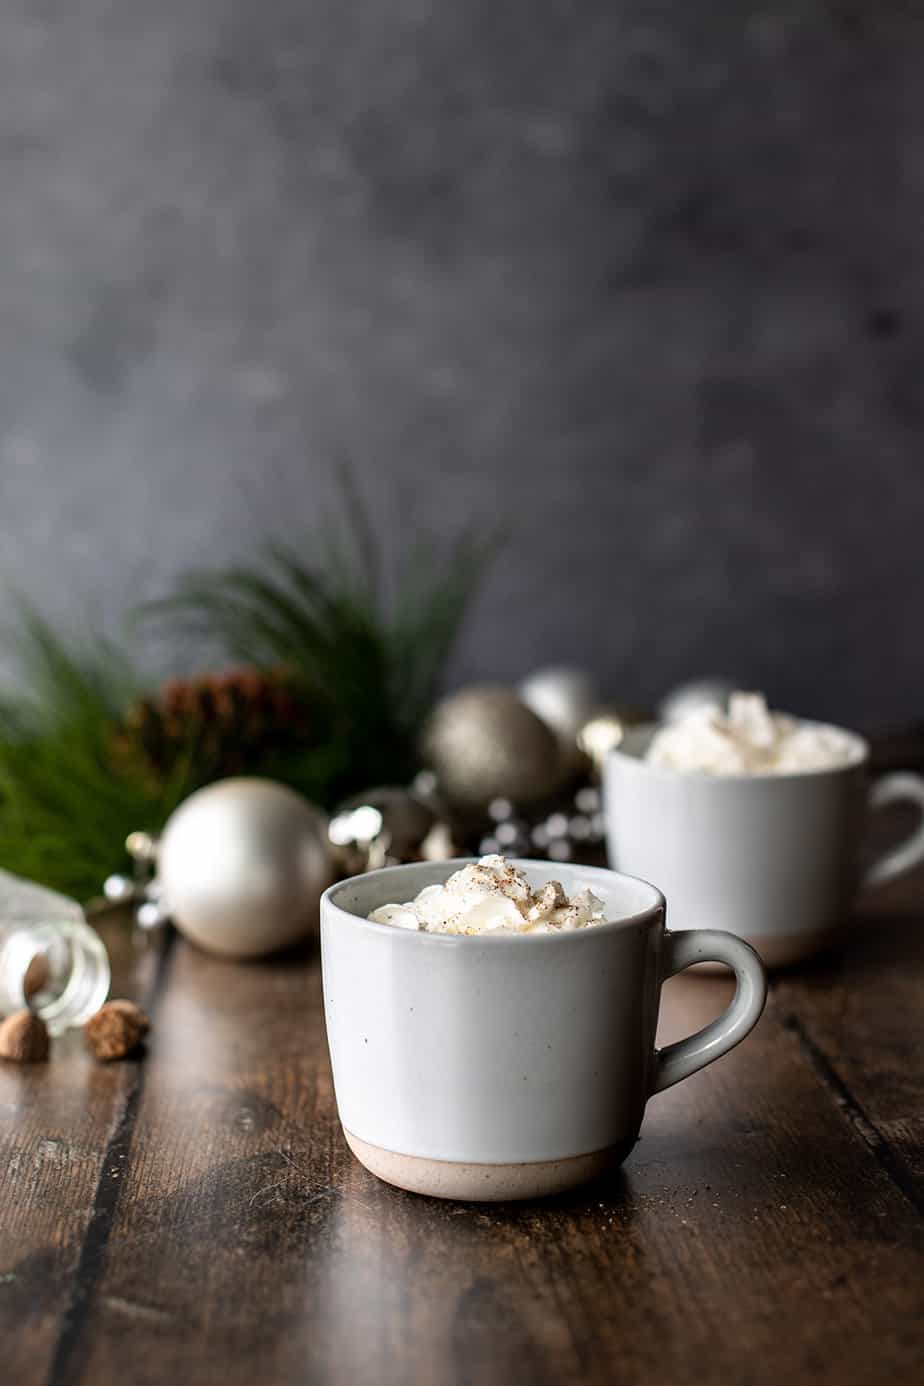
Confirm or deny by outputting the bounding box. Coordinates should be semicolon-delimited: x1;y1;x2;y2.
423;685;564;809
159;778;333;960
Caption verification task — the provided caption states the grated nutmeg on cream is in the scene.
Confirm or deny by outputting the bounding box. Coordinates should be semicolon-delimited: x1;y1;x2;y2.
646;692;860;776
368;855;606;935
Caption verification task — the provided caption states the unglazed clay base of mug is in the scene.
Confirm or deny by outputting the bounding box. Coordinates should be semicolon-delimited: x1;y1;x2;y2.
344;1130;633;1201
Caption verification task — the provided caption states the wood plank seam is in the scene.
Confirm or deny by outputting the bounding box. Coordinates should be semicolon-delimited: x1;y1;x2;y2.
43;933;177;1386
782;1011;924;1218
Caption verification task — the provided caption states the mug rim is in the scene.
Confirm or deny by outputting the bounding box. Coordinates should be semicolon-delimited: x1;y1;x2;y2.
321;857;664;946
610;718;870;783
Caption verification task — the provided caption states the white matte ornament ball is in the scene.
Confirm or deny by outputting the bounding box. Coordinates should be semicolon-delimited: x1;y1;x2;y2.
158;778;332;960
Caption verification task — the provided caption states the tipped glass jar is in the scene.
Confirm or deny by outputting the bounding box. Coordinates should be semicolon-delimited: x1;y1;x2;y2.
0;871;110;1034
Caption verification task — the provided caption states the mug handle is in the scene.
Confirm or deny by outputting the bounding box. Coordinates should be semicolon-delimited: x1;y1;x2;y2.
651;930;767;1094
862;772;924;889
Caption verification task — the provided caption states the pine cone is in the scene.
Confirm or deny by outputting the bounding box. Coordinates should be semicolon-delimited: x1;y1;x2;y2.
113;668;314;787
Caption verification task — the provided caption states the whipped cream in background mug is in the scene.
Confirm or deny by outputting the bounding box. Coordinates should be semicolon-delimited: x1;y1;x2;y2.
605;694;924;967
646;692;859;776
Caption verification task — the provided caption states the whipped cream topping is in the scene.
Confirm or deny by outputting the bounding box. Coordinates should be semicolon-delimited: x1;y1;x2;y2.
645;692;859;776
368;855;606;935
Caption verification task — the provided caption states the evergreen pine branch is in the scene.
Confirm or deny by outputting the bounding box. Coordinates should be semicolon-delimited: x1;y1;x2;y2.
0;611;181;899
141;480;498;800
0;478;500;898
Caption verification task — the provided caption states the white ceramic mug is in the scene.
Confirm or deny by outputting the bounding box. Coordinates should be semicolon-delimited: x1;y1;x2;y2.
321;860;766;1201
604;724;924;968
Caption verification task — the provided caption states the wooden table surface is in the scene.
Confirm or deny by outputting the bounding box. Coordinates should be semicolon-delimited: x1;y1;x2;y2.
2;866;922;1386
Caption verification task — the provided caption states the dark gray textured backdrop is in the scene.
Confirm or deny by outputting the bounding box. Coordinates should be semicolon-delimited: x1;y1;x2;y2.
1;1;922;729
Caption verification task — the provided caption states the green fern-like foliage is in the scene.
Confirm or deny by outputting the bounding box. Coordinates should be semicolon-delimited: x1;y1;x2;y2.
0;612;191;900
0;487;496;899
146;523;497;804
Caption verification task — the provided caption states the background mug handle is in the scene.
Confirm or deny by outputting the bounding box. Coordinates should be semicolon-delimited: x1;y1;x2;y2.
651;930;767;1095
863;772;924;890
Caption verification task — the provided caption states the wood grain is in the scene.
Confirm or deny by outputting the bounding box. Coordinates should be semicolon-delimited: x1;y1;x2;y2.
775;871;924;1201
76;942;924;1386
2;879;923;1386
0;921;166;1386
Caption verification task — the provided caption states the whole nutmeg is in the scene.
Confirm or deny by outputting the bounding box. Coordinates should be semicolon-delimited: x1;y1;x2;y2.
0;1009;50;1063
85;1000;150;1062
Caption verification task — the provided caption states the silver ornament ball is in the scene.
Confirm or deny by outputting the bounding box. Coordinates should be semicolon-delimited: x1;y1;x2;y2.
136;899;169;932
328;787;443;872
423;685;564;810
159;778;332;960
103;873;137;905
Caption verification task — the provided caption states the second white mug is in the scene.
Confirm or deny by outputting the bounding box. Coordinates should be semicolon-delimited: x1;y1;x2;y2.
604;723;924;967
